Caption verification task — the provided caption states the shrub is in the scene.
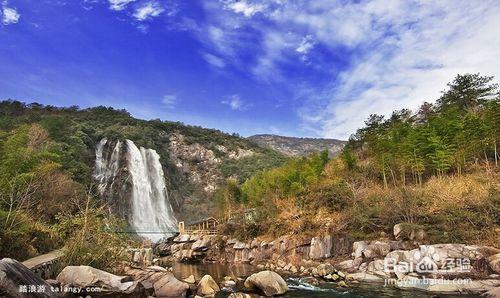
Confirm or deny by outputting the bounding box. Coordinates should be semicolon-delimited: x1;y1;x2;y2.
52;197;138;273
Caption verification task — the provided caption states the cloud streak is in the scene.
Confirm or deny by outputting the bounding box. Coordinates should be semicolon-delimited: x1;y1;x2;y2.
2;3;20;25
133;1;164;21
197;0;500;139
108;0;136;11
222;94;249;111
162;94;176;109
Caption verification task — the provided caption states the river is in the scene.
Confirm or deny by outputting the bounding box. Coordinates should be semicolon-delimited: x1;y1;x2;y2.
171;263;475;297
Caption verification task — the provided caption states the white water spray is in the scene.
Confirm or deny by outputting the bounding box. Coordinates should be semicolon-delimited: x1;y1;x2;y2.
94;138;177;241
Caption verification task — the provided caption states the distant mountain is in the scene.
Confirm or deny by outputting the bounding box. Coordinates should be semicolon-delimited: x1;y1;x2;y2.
248;134;346;157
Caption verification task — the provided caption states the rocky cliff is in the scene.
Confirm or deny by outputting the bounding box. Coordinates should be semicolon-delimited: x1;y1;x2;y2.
248;134;346;157
0;101;287;224
93;131;286;224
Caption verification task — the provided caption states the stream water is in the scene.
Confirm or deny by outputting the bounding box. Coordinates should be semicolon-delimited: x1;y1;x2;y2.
171;263;476;297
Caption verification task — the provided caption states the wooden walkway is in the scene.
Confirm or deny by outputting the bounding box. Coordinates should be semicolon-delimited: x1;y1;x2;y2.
22;249;63;269
22;249;64;279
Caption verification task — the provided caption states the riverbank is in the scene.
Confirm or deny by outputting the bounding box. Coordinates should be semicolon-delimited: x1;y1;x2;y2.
151;224;500;296
2;235;499;297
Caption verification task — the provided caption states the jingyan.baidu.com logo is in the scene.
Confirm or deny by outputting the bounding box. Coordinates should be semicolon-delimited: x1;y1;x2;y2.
384;245;472;274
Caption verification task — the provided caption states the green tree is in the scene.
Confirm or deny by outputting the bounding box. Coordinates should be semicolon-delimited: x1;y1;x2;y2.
437;73;498;112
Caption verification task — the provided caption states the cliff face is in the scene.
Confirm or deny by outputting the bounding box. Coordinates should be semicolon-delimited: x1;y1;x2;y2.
0;101;287;225
167;133;255;193
94;139;131;221
248;134;346;157
92;132;284;224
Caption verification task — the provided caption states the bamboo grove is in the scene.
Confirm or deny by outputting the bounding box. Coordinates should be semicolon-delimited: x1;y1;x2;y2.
344;73;500;187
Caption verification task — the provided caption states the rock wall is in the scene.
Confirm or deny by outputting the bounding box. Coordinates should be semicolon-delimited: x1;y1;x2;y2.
168;133;256;193
247;134;346;157
155;233;353;266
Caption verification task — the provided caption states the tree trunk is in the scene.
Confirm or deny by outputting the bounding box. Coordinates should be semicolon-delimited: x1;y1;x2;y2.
484;149;490;171
390;168;397;187
382;167;388;189
494;142;498;167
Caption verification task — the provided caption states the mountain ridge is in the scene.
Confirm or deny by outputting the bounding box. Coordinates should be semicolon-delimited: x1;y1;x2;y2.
248;134;346;157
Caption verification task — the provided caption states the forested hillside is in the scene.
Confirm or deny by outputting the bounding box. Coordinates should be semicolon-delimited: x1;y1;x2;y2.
0;102;286;261
216;73;500;246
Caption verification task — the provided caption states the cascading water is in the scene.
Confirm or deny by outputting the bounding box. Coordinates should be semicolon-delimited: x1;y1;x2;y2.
94;138;122;196
94;138;177;241
126;140;178;241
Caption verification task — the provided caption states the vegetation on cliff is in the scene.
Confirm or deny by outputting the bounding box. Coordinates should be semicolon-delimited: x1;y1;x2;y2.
0;120;133;268
216;74;500;245
0;101;285;261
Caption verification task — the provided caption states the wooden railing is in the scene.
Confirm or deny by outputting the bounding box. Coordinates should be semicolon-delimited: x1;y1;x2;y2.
179;221;218;235
184;229;218;236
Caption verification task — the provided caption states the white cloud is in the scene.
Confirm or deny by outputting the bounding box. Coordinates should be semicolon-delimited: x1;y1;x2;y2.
198;0;500;139
222;94;248;111
162;94;176;109
2;5;20;25
224;0;265;18
202;53;226;68
108;0;135;11
133;1;164;21
313;1;500;139
296;35;314;54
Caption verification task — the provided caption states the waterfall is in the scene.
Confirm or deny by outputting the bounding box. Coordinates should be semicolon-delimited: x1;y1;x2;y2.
125;140;177;241
94;138;122;195
94;138;177;241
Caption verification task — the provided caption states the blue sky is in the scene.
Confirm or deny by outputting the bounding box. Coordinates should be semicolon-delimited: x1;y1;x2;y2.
1;0;500;139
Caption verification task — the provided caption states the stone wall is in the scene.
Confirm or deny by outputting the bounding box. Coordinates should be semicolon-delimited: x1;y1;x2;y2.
155;233;353;266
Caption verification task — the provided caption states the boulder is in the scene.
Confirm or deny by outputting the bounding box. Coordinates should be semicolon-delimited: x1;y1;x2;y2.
362;241;391;259
488;253;500;273
153;273;190;297
481;287;500;297
250;239;260;248
233;242;247;250
414;244;486;269
192;237;211;252
366;259;389;277
155;242;172;256
183;275;196;284
394;223;426;241
197;274;220;297
337;280;347;287
316;263;335;277
398;278;500;294
393;223;404;239
337;257;363;272
227;238;238;245
57;265;144;296
131;248;153;267
244;270;288;296
45;279;60;287
0;258;57;297
123;266;189;297
222;279;236;288
175;234;191;243
309;235;332;260
352;241;368;258
346;272;384;283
